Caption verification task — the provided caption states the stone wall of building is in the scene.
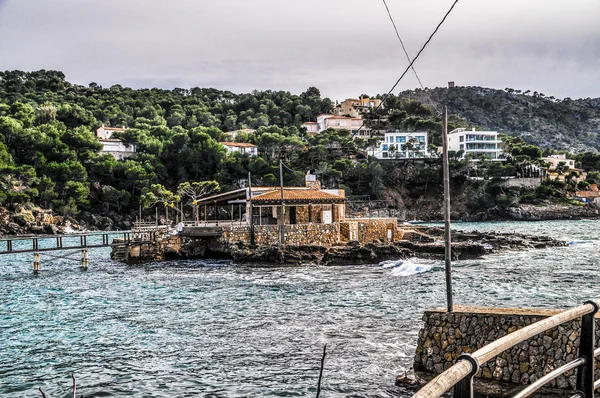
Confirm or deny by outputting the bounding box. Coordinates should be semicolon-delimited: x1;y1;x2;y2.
414;306;600;389
340;218;398;243
223;223;340;246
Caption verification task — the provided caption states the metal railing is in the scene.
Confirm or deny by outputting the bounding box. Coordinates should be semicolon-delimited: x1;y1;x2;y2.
413;300;600;398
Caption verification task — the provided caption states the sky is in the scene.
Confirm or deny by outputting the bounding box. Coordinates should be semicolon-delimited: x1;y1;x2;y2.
0;0;598;101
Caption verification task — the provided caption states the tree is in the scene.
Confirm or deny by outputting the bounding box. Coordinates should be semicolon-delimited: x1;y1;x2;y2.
140;184;180;223
177;180;220;223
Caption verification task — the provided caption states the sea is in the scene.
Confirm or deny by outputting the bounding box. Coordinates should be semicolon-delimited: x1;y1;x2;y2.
1;220;599;397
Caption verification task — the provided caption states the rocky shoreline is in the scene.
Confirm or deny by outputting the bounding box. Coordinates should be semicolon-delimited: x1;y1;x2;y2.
1;202;596;238
174;227;566;266
0;206;134;237
463;203;600;222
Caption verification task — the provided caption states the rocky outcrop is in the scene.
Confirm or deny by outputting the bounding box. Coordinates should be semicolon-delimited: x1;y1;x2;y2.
462;203;600;221
111;226;566;266
223;228;564;266
0;206;83;236
502;204;599;221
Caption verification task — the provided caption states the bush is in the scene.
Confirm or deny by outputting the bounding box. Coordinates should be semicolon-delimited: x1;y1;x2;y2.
519;191;537;203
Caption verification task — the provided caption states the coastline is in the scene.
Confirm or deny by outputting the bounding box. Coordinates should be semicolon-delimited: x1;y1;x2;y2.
111;226;567;266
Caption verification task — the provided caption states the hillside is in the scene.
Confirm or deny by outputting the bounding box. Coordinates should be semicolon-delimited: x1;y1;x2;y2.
0;70;599;227
395;86;600;152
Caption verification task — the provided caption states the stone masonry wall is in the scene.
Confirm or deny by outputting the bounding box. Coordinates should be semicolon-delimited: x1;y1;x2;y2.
352;218;398;243
414;306;600;389
223;223;340;246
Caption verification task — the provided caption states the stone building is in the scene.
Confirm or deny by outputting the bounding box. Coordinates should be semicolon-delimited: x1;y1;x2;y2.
191;173;398;246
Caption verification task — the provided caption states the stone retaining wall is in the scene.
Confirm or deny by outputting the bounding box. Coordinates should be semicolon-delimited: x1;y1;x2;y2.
223;223;340;246
502;178;542;188
414;305;600;389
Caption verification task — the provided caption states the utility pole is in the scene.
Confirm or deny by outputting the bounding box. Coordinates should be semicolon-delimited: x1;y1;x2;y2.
279;160;285;245
248;172;255;246
442;105;454;312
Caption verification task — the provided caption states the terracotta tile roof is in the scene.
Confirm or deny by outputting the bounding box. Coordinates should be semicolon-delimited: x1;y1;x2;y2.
220;142;257;148
253;189;345;204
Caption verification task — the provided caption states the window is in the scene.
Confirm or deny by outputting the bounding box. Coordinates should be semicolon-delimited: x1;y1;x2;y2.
459;144;464;151
396;136;406;143
389;136;394;143
382;152;389;158
459;136;464;142
417;136;425;142
382;144;388;151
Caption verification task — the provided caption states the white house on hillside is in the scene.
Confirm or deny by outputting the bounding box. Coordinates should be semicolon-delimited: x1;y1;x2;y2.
374;132;428;159
96;125;136;160
302;122;319;135
302;114;378;138
447;128;504;160
97;125;127;139
220;142;258;156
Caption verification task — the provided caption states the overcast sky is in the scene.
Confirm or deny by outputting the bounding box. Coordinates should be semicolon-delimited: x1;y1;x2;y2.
0;0;598;100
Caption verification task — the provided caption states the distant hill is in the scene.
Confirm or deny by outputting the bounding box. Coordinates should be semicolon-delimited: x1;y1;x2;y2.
396;86;600;152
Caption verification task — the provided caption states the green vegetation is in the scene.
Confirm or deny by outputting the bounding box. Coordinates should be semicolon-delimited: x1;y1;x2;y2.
398;86;600;152
0;70;385;221
1;70;599;224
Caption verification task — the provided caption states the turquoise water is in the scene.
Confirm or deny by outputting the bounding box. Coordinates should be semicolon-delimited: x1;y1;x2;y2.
1;221;599;397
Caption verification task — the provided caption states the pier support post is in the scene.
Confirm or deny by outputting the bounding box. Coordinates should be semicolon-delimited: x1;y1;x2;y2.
453;354;479;398
81;249;89;270
576;300;598;398
33;252;41;273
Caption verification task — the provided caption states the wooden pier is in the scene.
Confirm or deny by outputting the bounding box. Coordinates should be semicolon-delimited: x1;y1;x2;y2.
0;229;165;272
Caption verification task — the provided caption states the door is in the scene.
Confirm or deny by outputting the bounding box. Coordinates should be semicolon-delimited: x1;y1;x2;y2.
322;210;332;224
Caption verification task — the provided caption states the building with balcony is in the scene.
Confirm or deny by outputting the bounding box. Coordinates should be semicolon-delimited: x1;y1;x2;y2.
302;114;380;138
96;125;136;160
447;128;504;160
374;132;428;159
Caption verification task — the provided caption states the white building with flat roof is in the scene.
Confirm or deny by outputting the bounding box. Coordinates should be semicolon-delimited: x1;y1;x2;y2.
447;128;504;160
374;131;428;159
220;142;258;156
99;139;137;160
301;122;319;135
96;125;136;160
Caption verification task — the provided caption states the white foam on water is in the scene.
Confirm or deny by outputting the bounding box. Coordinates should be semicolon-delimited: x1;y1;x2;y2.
379;260;403;269
378;259;434;276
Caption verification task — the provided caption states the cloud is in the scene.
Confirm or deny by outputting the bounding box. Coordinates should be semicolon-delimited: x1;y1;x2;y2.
0;0;598;100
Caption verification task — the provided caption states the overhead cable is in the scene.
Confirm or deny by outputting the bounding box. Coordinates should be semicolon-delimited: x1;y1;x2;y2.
354;0;460;136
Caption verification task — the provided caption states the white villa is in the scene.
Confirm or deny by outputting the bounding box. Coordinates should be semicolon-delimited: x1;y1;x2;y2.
301;114;378;138
96;125;136;160
374;132;428;159
220;142;258;156
447;128;504;160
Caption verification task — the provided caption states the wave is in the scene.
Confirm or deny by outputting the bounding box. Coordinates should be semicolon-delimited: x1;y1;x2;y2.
568;240;592;246
379;260;433;276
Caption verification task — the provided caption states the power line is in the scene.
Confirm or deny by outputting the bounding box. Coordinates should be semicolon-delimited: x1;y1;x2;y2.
382;0;441;115
355;0;460;136
381;0;424;89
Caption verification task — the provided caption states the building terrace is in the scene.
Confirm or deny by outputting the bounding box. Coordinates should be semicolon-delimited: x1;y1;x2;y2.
186;174;399;246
